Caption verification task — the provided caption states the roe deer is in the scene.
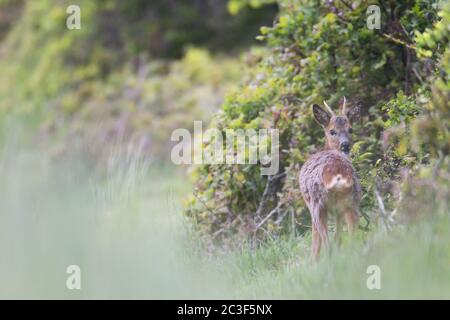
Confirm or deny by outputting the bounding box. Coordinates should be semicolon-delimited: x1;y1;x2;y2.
299;97;361;261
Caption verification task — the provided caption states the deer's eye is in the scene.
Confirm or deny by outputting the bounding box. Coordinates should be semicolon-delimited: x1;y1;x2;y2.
330;130;337;136
348;128;353;134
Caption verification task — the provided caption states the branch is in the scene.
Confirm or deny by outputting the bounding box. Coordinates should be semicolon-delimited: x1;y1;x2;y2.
339;0;353;11
193;191;216;216
412;67;424;83
255;202;282;230
254;172;285;217
374;187;392;231
255;176;273;218
381;32;417;51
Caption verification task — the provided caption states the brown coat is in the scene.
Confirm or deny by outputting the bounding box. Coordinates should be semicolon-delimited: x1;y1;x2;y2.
299;149;361;213
299;149;361;249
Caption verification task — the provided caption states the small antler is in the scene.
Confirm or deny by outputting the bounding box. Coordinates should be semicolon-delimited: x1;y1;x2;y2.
340;96;347;115
323;100;335;116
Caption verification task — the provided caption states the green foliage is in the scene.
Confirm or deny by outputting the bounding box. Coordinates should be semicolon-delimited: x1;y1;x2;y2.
0;0;99;117
0;0;276;111
412;1;450;157
228;0;277;15
58;48;245;167
103;0;277;58
0;0;273;164
187;0;447;245
382;91;423;127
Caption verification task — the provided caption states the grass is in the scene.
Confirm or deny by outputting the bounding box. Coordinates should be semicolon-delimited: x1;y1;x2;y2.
0;140;232;299
1;135;449;299
222;220;450;299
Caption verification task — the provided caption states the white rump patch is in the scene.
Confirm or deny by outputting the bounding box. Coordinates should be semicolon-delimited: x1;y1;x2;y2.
325;174;353;191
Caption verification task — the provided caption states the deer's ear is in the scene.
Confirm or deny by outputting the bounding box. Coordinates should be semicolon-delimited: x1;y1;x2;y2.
312;104;331;127
346;105;361;124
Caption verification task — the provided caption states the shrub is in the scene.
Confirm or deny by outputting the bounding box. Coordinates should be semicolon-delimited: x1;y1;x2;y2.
186;0;447;247
0;0;273;164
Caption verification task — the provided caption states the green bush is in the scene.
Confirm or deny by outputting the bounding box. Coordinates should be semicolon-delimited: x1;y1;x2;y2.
0;0;274;164
57;48;246;168
186;0;448;246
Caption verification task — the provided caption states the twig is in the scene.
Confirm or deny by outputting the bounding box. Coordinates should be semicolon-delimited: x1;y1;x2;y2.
381;32;417;51
275;208;289;225
374;187;391;231
339;0;353;11
193;191;216;216
254;172;285;218
272;172;287;180
255;203;282;230
212;228;224;239
412;68;424;83
255;176;273;218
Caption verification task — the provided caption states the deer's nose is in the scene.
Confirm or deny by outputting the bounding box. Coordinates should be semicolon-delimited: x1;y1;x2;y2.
340;142;350;154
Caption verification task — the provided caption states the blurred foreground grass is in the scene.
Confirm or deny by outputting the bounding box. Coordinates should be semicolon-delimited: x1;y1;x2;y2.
0;133;233;299
1;130;449;299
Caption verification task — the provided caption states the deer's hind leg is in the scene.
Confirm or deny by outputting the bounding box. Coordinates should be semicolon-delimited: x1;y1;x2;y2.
334;213;343;247
344;209;359;235
311;205;328;262
311;223;321;262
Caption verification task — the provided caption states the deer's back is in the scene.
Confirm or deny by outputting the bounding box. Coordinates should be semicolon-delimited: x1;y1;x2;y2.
299;149;361;209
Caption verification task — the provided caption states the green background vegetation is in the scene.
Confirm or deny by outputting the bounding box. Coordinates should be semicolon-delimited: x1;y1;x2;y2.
0;0;449;298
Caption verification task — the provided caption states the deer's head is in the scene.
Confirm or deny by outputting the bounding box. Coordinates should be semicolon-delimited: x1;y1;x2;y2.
312;97;359;155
